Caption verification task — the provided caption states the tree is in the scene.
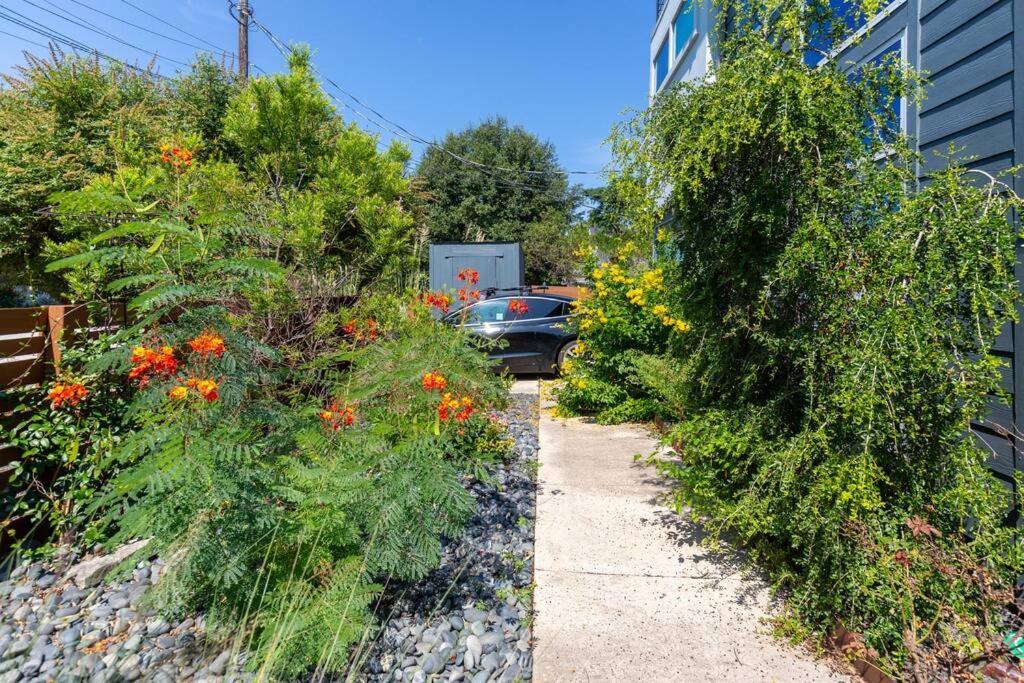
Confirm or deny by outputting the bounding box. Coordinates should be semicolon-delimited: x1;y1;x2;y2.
415;117;578;283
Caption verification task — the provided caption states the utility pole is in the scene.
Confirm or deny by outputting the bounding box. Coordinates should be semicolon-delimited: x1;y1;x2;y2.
236;0;250;83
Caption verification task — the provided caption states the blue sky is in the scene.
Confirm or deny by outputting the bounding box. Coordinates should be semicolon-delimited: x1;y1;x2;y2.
0;0;652;188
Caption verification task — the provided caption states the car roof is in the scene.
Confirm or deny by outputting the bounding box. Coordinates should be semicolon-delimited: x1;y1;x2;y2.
483;293;574;302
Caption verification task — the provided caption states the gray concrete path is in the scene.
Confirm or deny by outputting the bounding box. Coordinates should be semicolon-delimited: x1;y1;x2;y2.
532;391;848;683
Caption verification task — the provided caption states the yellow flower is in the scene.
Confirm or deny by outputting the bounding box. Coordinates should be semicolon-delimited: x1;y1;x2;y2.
626;288;647;307
657;228;669;243
641;269;664;291
168;385;188;401
662;316;675;326
652;304;668;316
675;320;691;333
592;267;605;280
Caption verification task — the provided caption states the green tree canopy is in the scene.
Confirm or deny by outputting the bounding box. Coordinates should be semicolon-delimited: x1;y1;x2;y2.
415;117;579;283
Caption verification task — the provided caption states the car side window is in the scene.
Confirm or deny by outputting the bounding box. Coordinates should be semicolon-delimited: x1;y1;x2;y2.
462;300;511;324
508;298;566;321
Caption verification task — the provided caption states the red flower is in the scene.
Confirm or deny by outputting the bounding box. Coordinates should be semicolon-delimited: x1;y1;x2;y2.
456;289;481;303
320;402;356;431
424;292;452;313
457;268;480;286
187;331;226;358
129;345;178;386
342;320;357;337
186;377;219;402
422;371;448;392
508;299;529;316
438;393;474;422
47;381;88;409
159;144;193;173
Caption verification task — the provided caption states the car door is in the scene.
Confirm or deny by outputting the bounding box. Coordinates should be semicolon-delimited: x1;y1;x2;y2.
503;298;572;372
457;299;532;372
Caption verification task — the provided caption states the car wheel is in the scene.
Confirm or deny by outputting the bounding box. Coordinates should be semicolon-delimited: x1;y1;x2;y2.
556;340;580;374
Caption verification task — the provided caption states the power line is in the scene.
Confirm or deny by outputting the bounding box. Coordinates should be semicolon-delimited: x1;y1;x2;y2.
0;25;48;48
11;0;192;66
243;9;606;180
0;5;173;78
115;0;235;56
65;0;234;58
1;2;266;79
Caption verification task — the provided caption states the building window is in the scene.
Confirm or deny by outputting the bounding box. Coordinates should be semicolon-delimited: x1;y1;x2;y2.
673;1;695;59
869;40;904;139
654;39;670;90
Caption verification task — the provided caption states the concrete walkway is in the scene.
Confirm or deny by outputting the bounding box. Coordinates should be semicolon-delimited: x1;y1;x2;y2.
532;395;848;683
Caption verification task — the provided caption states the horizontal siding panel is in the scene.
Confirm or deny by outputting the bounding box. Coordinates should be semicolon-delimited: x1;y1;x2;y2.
920;0;1012;74
834;7;908;69
973;426;1015;477
921;0;1003;49
0;357;45;388
919;75;1013;145
0;333;44;359
919;114;1014;175
993;319;1014;353
921;35;1013;112
978;396;1014;436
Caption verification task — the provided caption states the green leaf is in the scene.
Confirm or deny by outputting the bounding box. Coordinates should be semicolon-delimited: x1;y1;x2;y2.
46;247;122;272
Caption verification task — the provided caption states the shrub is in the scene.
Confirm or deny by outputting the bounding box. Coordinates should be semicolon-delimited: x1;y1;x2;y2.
554;244;688;421
83;296;508;678
588;0;1024;674
3;336;135;551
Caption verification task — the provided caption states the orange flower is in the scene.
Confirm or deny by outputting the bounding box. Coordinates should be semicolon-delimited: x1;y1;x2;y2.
320;402;356;431
457;268;480;286
187;377;219;402
508;299;529;316
47;381;88;409
422;371;448;392
424;292;452;313
159;144;193;172
168;385;188;401
128;345;178;386
438;392;474;422
456;288;481;303
187;331;226;358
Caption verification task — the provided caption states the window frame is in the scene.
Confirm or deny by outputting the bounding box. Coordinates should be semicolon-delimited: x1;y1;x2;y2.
672;0;697;64
653;36;670;92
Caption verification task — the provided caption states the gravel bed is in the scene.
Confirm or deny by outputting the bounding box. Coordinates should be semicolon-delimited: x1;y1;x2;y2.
0;390;538;683
0;556;247;683
358;391;538;683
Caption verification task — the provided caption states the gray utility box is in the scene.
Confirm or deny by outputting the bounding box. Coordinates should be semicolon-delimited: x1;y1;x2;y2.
428;242;524;296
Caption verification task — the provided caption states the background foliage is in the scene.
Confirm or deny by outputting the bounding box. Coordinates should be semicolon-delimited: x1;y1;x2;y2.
415;116;581;284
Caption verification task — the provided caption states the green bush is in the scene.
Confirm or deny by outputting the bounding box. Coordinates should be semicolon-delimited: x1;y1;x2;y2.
589;0;1024;674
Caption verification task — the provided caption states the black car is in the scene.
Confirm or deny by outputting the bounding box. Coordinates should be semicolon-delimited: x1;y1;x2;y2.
445;294;578;374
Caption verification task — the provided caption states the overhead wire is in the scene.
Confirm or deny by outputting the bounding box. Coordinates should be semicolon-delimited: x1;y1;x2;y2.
10;0;192;66
64;0;234;58
0;2;265;79
116;0;228;53
242;7;607;182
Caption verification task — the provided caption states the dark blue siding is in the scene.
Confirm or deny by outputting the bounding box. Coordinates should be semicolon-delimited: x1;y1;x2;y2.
834;0;1021;492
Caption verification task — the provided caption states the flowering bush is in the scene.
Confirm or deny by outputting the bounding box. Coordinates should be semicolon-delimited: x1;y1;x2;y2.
76;294;510;677
555;243;688;423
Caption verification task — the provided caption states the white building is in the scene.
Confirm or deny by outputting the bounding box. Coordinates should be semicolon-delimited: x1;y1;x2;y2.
649;0;715;99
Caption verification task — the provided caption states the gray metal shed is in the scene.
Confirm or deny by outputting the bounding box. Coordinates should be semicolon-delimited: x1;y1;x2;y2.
428;242;524;295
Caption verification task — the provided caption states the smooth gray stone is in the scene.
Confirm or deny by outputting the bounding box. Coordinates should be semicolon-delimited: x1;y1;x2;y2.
5;639;31;658
59;626;81;646
208;650;230;676
421;654;443;675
